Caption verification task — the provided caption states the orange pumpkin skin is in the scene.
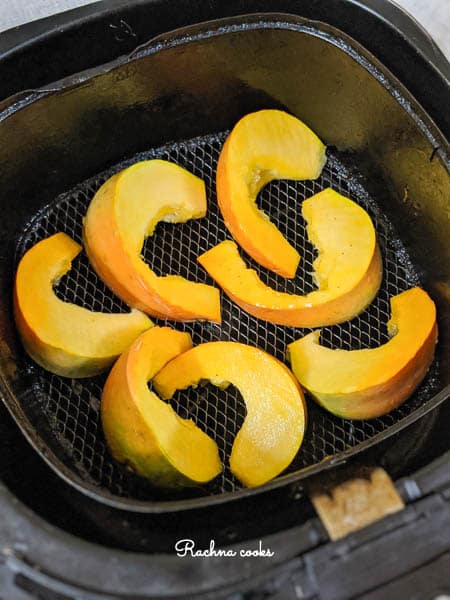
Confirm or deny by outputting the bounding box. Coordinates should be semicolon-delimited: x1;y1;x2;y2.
14;233;152;378
198;240;382;328
153;341;307;487
217;110;326;278
102;327;221;487
83;161;221;323
83;175;168;319
199;187;382;328
287;288;438;420
216;136;302;276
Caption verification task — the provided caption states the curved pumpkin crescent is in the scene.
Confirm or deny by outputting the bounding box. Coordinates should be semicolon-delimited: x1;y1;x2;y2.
83;160;221;323
101;327;221;487
153;341;306;487
287;287;438;420
199;188;382;327
14;233;153;378
217;109;326;278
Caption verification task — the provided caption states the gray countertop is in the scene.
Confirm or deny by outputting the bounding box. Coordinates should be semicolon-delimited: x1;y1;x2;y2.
0;0;449;58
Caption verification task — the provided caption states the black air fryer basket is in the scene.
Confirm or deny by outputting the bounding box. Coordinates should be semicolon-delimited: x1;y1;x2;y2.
0;1;449;598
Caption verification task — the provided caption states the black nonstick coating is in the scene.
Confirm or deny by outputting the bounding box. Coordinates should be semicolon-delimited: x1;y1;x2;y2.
14;130;441;506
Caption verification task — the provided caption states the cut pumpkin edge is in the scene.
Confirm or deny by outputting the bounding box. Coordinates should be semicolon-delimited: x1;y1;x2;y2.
198;240;382;327
286;287;438;419
101;327;222;487
216;136;301;278
83;162;222;323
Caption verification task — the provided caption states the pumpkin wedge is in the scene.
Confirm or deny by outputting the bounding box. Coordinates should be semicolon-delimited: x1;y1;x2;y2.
217;109;326;278
199;188;382;327
14;233;152;378
83;160;221;322
153;341;306;487
287;287;438;420
101;327;221;487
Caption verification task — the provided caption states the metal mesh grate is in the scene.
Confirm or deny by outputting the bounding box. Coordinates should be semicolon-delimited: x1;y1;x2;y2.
16;132;439;500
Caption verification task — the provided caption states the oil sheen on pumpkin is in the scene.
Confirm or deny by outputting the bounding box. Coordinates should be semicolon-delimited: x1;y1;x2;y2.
101;327;222;487
199;188;382;327
287;287;438;419
217;109;326;278
14;232;152;378
83;160;221;322
153;341;307;487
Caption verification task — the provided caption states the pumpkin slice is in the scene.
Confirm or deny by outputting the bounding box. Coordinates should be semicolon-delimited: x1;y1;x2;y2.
287;287;438;420
14;233;153;378
199;188;382;327
101;327;221;487
217;109;326;278
153;341;306;487
83;160;221;322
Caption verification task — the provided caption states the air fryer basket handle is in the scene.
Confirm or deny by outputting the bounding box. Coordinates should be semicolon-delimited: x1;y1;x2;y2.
308;465;405;541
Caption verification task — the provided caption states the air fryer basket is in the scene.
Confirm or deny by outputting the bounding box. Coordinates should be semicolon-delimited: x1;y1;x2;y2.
0;15;449;512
